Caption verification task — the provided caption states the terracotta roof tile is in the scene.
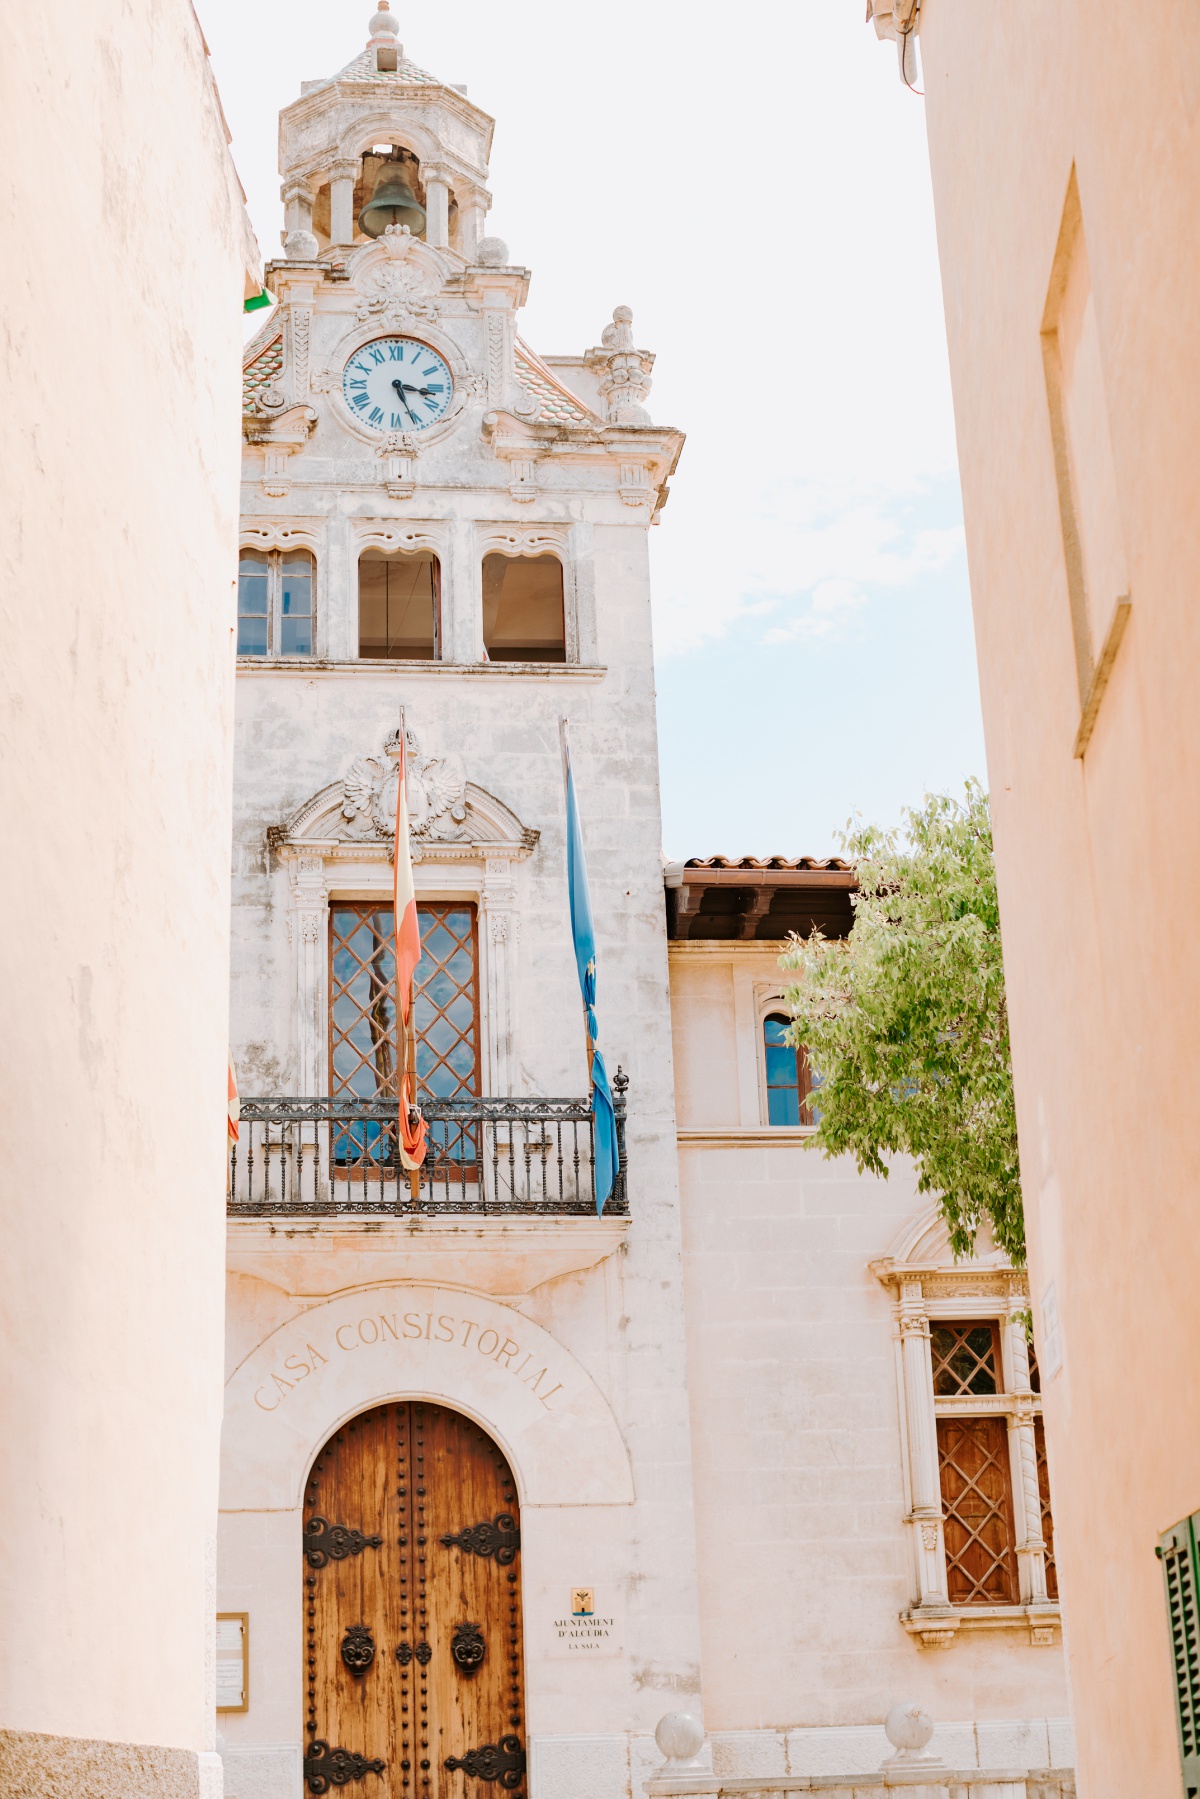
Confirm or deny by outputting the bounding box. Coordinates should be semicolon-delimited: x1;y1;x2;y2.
681;856;854;872
242;334;283;416
514;342;602;429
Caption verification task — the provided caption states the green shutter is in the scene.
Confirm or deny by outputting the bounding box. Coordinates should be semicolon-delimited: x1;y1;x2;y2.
1159;1513;1200;1796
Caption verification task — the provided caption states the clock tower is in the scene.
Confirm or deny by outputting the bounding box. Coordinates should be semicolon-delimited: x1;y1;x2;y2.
224;9;695;1799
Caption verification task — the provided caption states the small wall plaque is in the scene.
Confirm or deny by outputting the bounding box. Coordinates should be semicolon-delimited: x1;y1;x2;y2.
216;1612;249;1712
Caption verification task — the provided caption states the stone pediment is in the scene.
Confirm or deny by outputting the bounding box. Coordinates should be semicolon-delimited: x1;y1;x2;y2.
275;725;539;861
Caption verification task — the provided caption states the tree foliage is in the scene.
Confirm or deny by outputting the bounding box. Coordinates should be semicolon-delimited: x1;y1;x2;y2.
779;781;1023;1263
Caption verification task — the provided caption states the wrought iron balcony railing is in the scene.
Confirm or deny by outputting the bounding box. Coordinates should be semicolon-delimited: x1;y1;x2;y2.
227;1076;628;1218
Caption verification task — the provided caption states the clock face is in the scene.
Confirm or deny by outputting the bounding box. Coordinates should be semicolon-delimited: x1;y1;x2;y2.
342;337;454;433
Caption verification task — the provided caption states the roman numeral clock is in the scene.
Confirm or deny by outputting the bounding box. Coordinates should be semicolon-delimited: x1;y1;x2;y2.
342;337;454;434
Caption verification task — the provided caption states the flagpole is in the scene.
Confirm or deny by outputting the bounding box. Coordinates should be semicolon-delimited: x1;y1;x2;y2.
395;704;422;1200
396;704;409;1117
559;717;595;1085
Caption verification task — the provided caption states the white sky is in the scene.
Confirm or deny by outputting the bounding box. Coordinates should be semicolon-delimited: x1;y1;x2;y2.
201;0;987;856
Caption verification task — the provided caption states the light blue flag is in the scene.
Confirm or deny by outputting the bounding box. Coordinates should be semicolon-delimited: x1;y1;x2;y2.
562;734;619;1214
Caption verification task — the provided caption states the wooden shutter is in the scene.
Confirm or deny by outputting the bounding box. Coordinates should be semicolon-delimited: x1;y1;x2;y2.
1159;1512;1200;1797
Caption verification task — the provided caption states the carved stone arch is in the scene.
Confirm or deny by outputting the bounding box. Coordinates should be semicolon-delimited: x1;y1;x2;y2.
240;521;324;557
220;1282;634;1511
352;519;448;559
476;523;577;664
333;111;449;172
282;778;536;859
883;1201;1012;1274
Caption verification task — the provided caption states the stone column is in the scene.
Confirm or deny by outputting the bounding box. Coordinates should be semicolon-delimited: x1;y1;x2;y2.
1006;1299;1050;1607
897;1279;954;1619
283;180;314;238
481;856;517;1094
423;165;451;249
289;853;330;1093
460;188;489;260
446;519;480;665
330;160;359;247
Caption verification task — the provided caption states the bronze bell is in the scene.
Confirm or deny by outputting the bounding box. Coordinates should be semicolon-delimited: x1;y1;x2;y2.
359;157;426;238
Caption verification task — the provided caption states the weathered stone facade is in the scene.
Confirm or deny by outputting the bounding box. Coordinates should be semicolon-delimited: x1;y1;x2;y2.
219;14;1075;1798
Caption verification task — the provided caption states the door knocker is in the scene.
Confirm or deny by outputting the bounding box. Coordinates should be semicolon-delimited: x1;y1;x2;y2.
451;1622;486;1673
341;1624;376;1675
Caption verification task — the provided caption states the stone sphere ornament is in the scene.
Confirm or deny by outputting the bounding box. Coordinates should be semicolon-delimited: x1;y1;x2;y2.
654;1713;705;1769
369;4;400;38
285;229;319;261
476;237;509;267
882;1702;941;1768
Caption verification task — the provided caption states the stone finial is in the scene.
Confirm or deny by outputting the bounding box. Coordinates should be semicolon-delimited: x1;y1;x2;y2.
601;304;636;351
368;2;401;40
476;237;509;267
654;1713;705;1772
284;229;320;261
588;305;653;426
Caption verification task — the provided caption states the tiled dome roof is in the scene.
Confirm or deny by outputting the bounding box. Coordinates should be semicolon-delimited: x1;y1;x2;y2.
514;343;602;429
242;334;283;415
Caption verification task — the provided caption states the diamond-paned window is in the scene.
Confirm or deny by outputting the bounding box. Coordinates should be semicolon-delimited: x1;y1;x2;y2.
328;902;479;1170
930;1320;1001;1396
937;1415;1020;1605
1035;1416;1058;1600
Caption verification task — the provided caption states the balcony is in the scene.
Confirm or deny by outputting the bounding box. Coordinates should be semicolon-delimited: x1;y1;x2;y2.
225;1081;629;1297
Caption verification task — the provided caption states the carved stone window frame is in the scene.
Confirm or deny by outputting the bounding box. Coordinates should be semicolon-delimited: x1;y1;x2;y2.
352;519;450;663
474;523;578;666
238;522;324;660
871;1206;1061;1650
752;986;818;1132
271;734;538;1097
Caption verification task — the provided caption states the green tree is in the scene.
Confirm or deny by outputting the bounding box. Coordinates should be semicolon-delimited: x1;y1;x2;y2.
780;780;1023;1262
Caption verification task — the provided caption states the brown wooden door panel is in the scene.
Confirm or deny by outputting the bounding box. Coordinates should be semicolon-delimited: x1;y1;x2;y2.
937;1415;1019;1605
303;1404;525;1799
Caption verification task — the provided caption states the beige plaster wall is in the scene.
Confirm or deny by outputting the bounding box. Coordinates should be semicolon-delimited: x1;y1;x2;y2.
0;2;253;1767
915;5;1200;1794
670;947;1070;1740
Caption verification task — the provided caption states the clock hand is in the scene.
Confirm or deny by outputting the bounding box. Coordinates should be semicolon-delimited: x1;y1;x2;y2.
398;382;436;400
390;378;418;424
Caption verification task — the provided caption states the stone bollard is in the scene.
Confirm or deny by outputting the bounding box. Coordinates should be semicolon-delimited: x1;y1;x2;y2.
881;1702;949;1777
654;1713;707;1774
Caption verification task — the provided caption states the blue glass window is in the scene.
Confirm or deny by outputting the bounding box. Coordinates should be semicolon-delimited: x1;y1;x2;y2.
763;1013;814;1125
237;552;269;656
236;548;315;657
280;554;313;656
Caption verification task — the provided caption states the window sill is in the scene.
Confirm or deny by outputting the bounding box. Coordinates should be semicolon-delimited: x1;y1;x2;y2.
902;1603;1061;1648
235;658;607;679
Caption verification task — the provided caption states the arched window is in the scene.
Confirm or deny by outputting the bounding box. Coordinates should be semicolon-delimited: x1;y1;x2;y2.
763;1013;814;1125
237;549;314;657
358;550;440;660
482;553;566;662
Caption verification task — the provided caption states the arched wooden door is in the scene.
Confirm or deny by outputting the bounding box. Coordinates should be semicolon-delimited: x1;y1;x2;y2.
302;1403;526;1799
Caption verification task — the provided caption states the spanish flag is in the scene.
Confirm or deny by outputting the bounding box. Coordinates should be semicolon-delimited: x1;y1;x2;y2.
393;730;428;1172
